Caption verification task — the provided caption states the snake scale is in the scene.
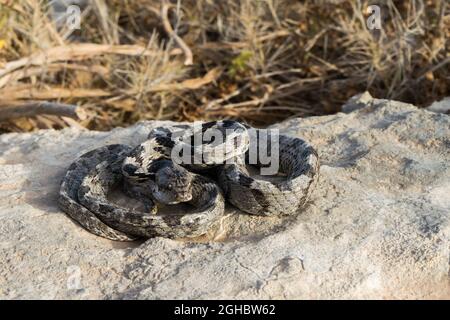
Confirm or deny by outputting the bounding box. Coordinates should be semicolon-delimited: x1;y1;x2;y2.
58;121;320;241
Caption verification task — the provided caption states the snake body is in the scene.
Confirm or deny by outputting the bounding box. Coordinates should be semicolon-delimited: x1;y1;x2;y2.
219;131;320;216
58;121;319;241
58;144;136;241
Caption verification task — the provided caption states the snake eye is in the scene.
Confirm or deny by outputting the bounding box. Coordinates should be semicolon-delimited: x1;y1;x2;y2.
167;184;173;190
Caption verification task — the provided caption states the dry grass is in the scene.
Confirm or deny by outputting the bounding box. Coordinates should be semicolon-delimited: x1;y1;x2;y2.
0;0;448;132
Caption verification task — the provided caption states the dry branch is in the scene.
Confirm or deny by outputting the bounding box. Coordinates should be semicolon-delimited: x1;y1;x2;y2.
130;67;221;93
0;101;87;121
0;68;222;100
0;44;182;79
160;1;193;66
0;63;109;89
0;87;112;100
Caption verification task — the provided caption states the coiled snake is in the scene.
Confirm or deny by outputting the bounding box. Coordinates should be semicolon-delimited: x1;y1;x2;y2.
58;121;319;241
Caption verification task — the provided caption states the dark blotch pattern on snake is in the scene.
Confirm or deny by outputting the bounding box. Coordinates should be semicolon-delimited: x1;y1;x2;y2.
58;121;319;241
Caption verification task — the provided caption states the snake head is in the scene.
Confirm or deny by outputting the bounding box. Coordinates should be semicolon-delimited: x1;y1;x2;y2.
151;160;193;205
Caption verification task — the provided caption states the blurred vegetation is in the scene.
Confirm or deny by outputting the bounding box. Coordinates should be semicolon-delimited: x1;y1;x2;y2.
0;0;448;132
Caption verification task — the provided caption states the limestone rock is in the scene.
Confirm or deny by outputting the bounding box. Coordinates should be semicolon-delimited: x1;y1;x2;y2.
427;97;450;115
0;96;449;299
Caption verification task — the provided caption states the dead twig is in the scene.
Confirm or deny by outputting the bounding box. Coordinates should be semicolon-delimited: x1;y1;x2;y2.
129;67;221;93
0;68;222;100
0;86;112;100
0;44;183;79
160;0;193;66
0;63;109;89
205;83;252;110
0;101;87;121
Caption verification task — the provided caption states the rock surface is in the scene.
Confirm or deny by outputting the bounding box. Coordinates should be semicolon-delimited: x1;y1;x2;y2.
427;97;450;115
0;94;449;299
